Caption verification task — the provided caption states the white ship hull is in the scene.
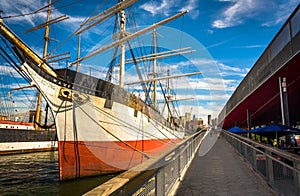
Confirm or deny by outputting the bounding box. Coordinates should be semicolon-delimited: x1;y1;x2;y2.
0;16;186;181
22;62;184;180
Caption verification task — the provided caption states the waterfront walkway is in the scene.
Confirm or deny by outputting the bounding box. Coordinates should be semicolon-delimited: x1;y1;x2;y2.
175;136;276;195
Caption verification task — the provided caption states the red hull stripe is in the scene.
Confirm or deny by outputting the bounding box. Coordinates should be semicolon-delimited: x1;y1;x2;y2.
58;139;180;181
0;120;33;126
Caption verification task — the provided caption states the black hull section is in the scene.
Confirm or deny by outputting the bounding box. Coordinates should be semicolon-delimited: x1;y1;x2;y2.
55;69;167;125
0;128;56;143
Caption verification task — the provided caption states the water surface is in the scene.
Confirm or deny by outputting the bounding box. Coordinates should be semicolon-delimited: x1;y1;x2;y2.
0;151;115;195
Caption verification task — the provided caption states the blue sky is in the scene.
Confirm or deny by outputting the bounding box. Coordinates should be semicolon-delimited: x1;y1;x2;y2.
0;0;299;122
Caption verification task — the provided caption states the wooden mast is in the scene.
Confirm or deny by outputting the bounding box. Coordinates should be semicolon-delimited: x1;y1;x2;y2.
153;29;157;109
119;1;126;88
75;0;137;35
76;35;80;72
35;0;52;130
167;66;171;122
43;1;51;60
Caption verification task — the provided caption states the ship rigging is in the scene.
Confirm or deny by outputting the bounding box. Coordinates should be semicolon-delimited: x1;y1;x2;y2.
0;0;202;181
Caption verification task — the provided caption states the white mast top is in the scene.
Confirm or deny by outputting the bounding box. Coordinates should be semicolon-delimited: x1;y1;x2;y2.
119;4;126;87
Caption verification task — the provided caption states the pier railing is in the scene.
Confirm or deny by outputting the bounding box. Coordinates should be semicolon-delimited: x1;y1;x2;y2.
222;130;300;195
84;130;206;196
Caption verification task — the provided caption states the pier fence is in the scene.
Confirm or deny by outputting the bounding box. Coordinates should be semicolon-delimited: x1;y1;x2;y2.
84;130;206;196
222;130;300;196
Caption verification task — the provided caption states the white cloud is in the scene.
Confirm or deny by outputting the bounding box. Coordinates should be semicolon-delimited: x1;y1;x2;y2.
1;0;86;34
213;0;299;28
218;63;249;73
168;57;248;79
0;1;45;26
145;57;245;93
213;0;259;28
207;39;232;49
172;93;230;101
0;64;27;80
190;58;217;66
180;0;200;19
231;45;266;49
140;0;200;19
261;0;299;27
140;0;174;16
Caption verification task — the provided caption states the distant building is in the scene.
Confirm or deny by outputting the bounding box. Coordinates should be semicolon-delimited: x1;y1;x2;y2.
180;115;187;128
186;117;204;132
179;112;206;132
179;112;191;129
208;115;212;126
185;112;191;122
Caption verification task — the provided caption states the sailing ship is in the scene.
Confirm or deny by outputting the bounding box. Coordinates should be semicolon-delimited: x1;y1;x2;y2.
0;71;57;154
0;1;62;155
0;0;198;180
0;120;57;154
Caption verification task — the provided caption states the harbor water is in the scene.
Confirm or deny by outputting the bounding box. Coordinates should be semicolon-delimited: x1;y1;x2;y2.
0;151;115;195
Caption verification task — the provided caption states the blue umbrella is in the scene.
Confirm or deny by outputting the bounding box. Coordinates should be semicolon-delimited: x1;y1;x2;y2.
228;126;247;134
248;127;262;134
255;124;300;139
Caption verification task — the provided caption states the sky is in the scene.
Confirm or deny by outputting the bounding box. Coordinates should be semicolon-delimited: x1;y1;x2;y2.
0;0;299;123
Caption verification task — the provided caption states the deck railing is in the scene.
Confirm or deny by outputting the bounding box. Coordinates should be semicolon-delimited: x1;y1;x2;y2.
84;130;206;196
222;130;300;195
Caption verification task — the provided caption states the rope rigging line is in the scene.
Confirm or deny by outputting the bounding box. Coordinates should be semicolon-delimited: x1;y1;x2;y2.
2;38;22;66
127;41;152;105
0;37;49;121
169;84;181;118
48;0;115;58
104;4;121;82
0;37;31;83
13;63;57;128
0;64;30;119
0;57;20;118
9;71;33;104
1;0;58;19
1;0;84;20
48;89;174;147
105;45;119;82
127;11;154;101
0;66;10;116
72;100;81;178
159;81;173;119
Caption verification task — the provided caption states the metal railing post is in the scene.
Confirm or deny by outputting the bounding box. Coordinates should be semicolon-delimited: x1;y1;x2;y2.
243;142;247;157
252;149;257;171
294;162;300;195
266;150;274;185
156;167;165;196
